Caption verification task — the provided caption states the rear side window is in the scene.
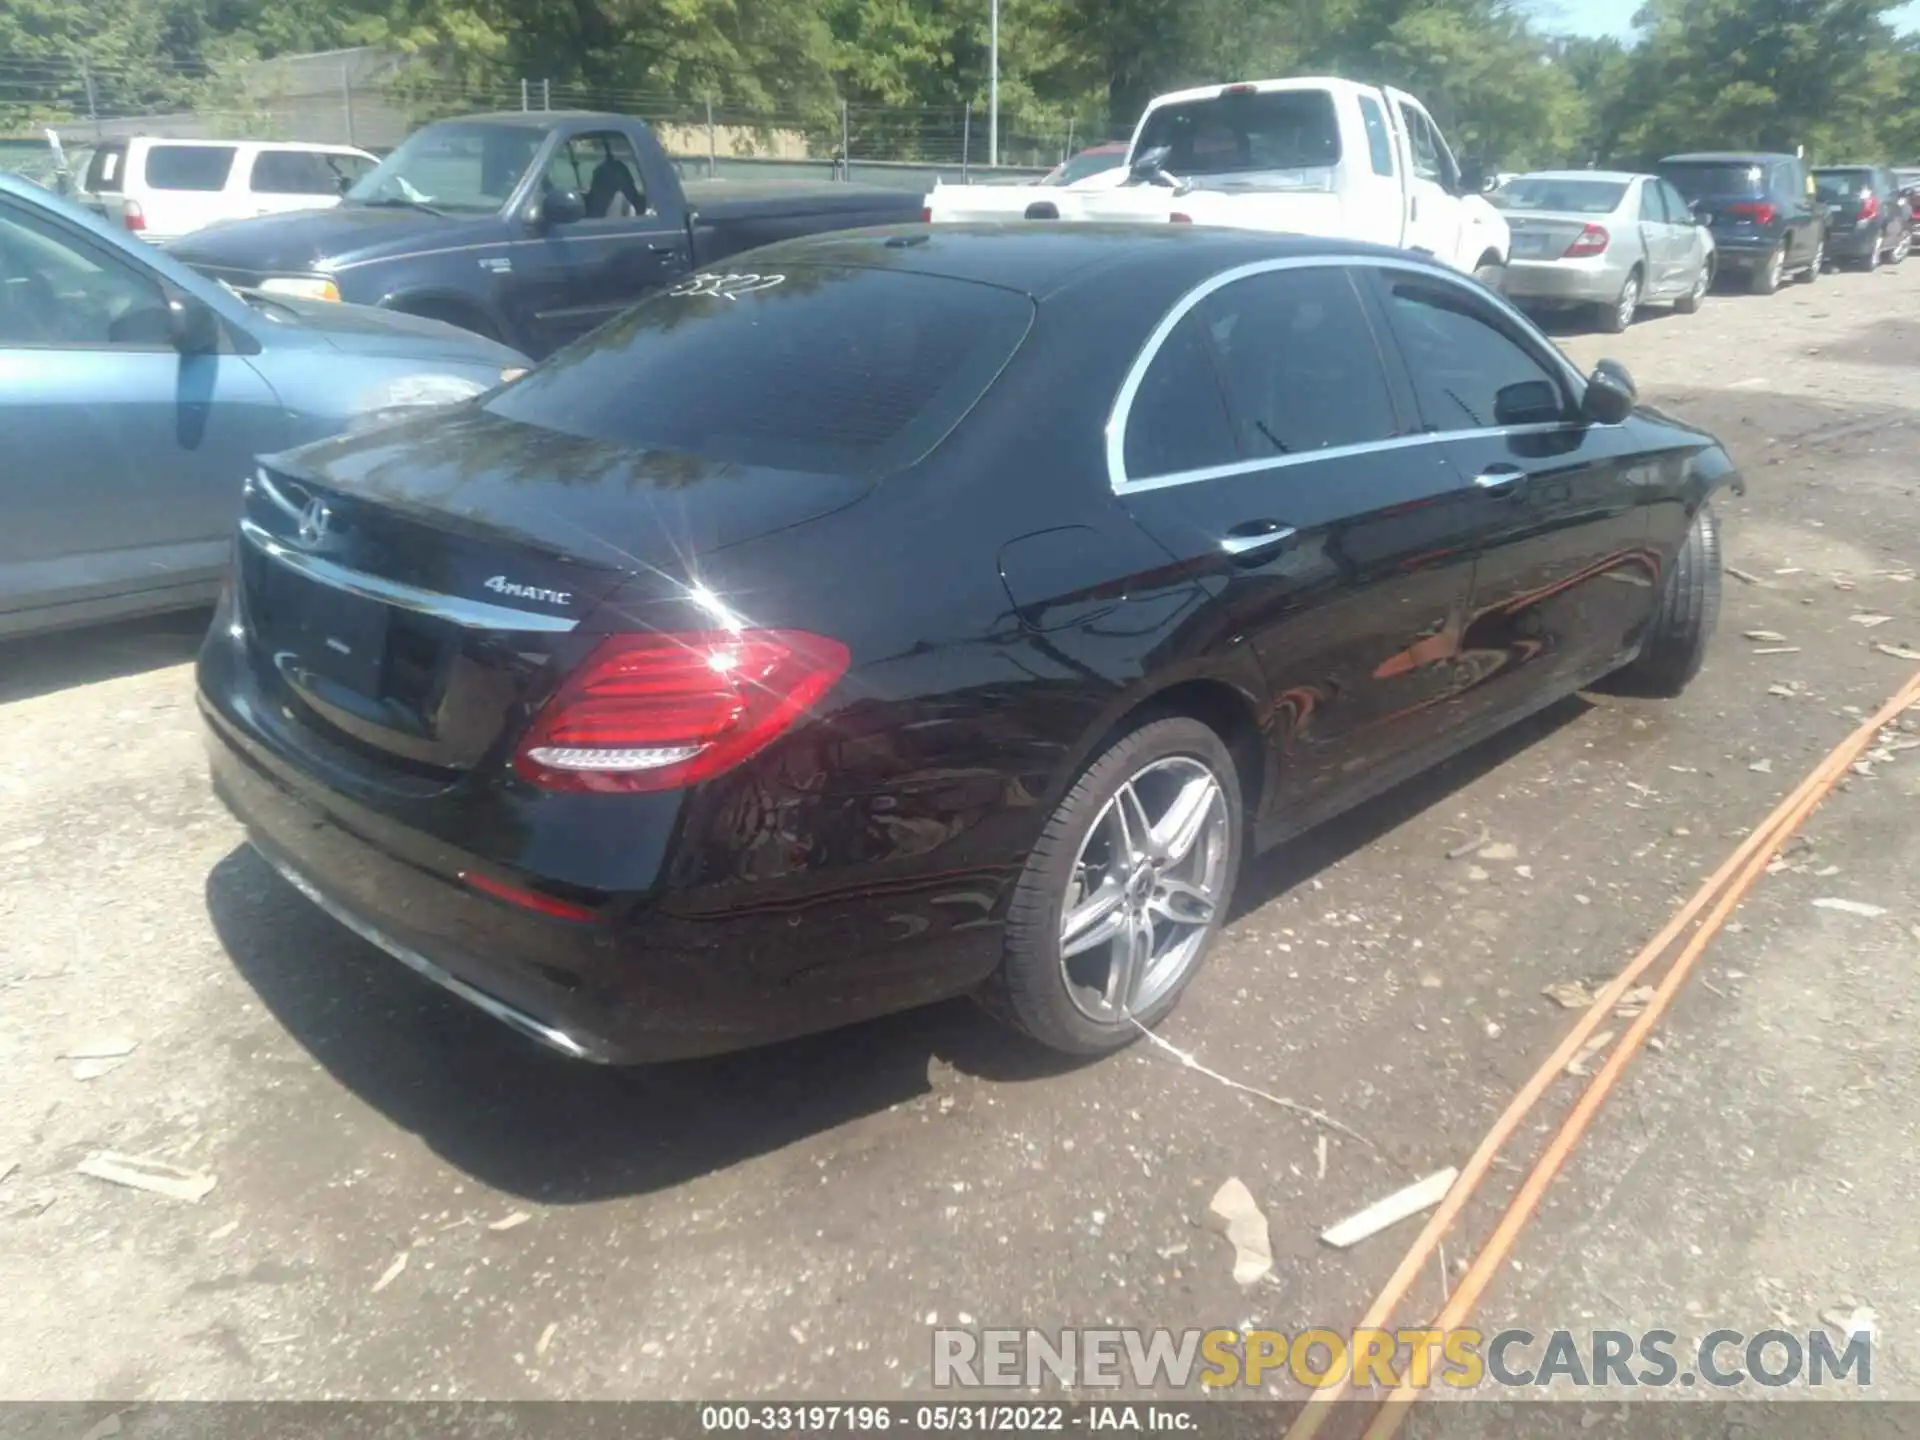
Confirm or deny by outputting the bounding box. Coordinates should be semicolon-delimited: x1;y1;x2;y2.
250;150;344;196
143;145;237;192
486;267;1033;477
1195;267;1400;458
1124;315;1238;480
86;143;126;195
1356;97;1394;177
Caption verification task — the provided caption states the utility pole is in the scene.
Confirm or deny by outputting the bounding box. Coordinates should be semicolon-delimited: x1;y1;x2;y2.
78;56;100;141
988;0;999;168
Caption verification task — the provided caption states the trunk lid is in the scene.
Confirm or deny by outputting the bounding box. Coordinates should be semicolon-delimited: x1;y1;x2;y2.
1504;213;1596;260
233;406;869;779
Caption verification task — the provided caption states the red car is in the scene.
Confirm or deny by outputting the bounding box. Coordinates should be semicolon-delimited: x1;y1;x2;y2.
1041;141;1128;187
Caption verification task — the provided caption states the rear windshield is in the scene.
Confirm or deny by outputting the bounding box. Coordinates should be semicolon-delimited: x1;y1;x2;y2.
1660;162;1767;201
143;145;237;192
86;143;126;194
485;266;1034;477
1814;169;1871;201
1496;178;1627;213
1045;148;1126;186
1134;88;1341;177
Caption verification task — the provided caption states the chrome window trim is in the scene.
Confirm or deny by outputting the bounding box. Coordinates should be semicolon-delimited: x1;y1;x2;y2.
1106;253;1593;495
238;518;579;633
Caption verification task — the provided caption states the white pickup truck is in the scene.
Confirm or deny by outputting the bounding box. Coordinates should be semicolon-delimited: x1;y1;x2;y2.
926;76;1511;286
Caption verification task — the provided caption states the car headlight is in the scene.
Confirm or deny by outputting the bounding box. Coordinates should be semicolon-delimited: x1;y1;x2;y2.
258;276;340;303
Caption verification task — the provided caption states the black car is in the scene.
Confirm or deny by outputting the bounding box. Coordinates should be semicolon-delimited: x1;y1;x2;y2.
1813;164;1912;269
1658;151;1825;294
198;227;1742;1064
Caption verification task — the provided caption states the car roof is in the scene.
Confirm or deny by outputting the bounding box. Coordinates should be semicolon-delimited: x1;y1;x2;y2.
1144;75;1375;110
441;111;628;128
1660;152;1795;164
1514;170;1644;184
736;223;1459;302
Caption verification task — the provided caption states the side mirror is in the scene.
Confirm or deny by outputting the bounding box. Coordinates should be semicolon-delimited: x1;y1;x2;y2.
1583;360;1636;425
1494;378;1564;427
166;290;220;354
537;188;585;227
1127;146;1174;185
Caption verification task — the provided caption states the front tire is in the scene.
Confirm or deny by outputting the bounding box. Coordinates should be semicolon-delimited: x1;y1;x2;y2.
984;716;1242;1055
1674;259;1710;314
1599;503;1722;699
1798;237;1824;282
1599;271;1641;333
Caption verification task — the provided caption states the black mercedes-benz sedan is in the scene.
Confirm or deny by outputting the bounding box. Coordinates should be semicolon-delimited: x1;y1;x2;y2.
198;225;1742;1064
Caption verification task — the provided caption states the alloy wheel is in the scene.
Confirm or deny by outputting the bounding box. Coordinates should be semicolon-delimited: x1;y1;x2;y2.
1615;276;1641;330
1058;756;1230;1023
1767;249;1785;290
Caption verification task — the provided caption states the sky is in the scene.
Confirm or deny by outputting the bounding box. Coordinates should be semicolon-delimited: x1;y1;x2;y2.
1541;0;1920;39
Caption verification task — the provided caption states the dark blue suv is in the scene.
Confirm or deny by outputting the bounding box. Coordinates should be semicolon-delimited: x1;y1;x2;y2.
1658;152;1826;295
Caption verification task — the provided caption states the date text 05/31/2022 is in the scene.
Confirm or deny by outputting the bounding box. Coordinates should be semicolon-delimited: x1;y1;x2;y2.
699;1404;1193;1432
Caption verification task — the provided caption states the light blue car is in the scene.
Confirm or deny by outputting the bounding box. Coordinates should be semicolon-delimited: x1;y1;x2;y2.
0;172;528;639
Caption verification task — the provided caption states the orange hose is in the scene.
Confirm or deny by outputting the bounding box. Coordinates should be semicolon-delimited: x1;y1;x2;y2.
1283;667;1920;1440
1353;668;1920;1440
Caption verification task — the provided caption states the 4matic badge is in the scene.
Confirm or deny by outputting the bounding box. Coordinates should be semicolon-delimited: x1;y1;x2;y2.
484;575;572;606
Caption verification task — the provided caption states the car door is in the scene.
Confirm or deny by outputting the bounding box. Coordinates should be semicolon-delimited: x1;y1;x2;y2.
521;129;688;354
1658;178;1708;288
1362;265;1660;719
1778;159;1819;268
1634;178;1678;294
1112;260;1517;819
1386;93;1464;266
0;193;284;625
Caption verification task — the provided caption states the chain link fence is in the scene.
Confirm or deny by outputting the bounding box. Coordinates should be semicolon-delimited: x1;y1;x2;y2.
0;49;1127;193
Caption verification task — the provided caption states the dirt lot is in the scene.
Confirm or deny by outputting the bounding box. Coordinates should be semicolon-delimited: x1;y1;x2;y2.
2;263;1917;1406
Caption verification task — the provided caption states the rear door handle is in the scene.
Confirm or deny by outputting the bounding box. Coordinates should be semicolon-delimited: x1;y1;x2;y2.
1472;465;1527;495
1221;520;1299;559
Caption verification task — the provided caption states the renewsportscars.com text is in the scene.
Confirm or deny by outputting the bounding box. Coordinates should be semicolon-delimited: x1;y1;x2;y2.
932;1327;1871;1391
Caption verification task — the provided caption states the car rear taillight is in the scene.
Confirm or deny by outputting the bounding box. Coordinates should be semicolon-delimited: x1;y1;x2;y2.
1563;224;1609;258
121;198;146;232
1169;211;1193;224
1861;191;1881;221
1728;200;1777;225
514;629;850;793
920;206;932;223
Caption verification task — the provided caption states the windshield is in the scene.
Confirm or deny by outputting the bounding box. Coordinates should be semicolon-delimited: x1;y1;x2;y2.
1494;178;1627;213
485;267;1033;477
1813;169;1870;202
1044;148;1125;186
1134;88;1340;178
1660;162;1767;201
345;122;545;213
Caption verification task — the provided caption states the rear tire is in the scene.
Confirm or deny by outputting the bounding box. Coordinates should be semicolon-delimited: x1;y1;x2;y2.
1750;248;1784;294
1599;503;1722;699
982;716;1242;1056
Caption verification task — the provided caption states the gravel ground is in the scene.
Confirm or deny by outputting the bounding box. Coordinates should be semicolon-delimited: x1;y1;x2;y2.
1;261;1916;1407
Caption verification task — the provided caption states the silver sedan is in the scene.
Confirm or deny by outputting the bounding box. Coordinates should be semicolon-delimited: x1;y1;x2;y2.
1496;170;1716;333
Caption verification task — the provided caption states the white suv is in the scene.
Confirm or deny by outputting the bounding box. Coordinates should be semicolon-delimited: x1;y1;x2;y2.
83;138;379;242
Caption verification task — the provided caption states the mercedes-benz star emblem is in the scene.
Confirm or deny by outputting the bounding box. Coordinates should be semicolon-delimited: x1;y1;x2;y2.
296;497;332;547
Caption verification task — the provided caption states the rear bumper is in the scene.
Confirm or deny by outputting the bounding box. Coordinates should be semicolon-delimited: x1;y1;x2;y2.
1502;257;1627;305
197;615;1009;1061
1707;234;1783;264
1827;227;1881;260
